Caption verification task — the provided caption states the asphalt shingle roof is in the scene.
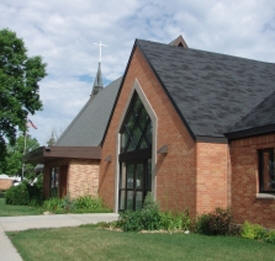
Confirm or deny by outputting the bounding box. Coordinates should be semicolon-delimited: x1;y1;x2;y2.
56;77;121;146
229;90;275;132
136;40;275;138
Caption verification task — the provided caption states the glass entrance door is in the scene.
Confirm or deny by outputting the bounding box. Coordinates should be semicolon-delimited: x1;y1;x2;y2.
119;158;151;211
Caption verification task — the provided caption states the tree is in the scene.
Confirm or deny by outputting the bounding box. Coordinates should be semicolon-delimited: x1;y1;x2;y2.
0;134;40;177
0;28;46;159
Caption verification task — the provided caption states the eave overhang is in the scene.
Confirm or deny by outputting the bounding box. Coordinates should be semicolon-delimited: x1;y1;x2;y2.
225;124;275;141
24;146;101;164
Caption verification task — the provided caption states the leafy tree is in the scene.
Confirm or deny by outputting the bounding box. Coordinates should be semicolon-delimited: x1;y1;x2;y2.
0;134;40;178
0;28;46;159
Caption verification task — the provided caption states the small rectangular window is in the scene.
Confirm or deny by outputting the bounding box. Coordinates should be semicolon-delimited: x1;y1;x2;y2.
258;149;275;193
50;167;59;197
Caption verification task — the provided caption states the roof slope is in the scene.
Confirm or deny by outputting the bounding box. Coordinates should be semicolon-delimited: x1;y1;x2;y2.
56;77;121;146
228;90;275;133
136;40;275;138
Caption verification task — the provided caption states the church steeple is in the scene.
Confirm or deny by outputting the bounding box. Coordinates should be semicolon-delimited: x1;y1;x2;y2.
91;62;103;96
91;41;105;97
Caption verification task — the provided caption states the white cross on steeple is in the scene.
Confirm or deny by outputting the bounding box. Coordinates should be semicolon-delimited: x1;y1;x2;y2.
94;41;106;63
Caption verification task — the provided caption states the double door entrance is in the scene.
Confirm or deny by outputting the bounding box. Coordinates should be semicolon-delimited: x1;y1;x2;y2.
119;156;151;211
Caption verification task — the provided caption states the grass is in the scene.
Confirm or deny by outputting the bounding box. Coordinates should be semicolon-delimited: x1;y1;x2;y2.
0;198;42;216
7;225;275;261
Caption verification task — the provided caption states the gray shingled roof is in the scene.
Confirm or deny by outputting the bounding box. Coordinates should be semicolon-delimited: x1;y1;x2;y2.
229;90;275;132
136;40;275;138
56;77;121;146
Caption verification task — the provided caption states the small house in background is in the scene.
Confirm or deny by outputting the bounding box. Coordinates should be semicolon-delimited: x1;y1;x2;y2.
0;174;21;190
26;36;275;228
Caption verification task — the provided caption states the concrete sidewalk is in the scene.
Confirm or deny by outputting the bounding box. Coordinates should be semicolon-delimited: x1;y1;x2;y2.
0;227;22;261
0;213;119;261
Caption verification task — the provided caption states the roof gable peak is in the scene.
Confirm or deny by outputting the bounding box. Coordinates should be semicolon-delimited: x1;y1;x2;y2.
169;35;188;48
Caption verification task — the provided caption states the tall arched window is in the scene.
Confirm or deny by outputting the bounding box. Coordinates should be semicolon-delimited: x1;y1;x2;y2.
119;92;152;211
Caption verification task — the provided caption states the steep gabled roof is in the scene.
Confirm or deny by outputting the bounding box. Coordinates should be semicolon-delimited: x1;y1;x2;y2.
136;39;275;140
56;77;122;147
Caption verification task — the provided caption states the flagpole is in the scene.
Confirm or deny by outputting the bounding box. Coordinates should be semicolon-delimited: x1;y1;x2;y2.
21;128;28;180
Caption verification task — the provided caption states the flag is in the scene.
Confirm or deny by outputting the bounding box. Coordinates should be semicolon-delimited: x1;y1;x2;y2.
27;119;38;129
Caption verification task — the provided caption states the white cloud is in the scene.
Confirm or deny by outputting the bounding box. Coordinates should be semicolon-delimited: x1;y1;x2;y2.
1;0;275;144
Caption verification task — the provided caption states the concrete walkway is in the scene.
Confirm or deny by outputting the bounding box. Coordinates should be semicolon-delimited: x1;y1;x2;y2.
0;213;119;261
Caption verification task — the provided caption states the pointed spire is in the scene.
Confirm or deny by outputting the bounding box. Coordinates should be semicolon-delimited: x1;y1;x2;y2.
91;62;103;97
91;41;106;97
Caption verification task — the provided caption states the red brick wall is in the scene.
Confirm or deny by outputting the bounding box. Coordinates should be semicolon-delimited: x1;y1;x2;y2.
67;159;99;199
43;159;99;200
230;134;275;228
196;142;230;214
100;47;197;216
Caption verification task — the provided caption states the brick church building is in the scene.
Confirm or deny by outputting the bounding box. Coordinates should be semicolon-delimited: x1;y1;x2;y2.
28;36;275;228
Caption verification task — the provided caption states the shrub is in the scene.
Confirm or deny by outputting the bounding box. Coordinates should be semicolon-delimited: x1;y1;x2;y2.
27;178;43;206
196;213;212;235
160;212;182;231
139;194;162;231
118;193;162;232
240;221;275;244
0;190;5;198
119;210;143;231
118;194;193;232
180;210;192;231
160;211;191;231
73;196;103;210
241;221;266;240
265;230;275;244
42;195;110;214
43;197;65;213
196;208;232;235
5;182;30;205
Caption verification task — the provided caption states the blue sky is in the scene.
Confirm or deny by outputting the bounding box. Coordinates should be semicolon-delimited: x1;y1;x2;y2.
1;0;275;144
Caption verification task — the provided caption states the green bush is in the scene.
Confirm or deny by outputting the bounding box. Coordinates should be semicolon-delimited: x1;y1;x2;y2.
118;194;193;232
42;195;110;214
43;197;65;213
241;221;275;244
5;182;30;205
139;194;162;231
4;175;43;206
73;196;103;210
160;212;182;230
118;193;162;232
265;230;275;244
241;221;266;240
0;191;5;198
160;210;191;231
119;210;143;231
27;177;43;206
196;208;232;235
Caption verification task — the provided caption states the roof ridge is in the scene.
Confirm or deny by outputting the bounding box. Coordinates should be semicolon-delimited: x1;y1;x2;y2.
136;39;275;65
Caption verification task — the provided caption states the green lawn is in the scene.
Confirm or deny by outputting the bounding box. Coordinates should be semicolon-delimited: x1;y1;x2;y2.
0;198;42;216
7;225;275;261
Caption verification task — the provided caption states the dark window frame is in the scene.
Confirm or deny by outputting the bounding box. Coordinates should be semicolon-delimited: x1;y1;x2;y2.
258;148;275;194
49;167;59;197
119;91;152;211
